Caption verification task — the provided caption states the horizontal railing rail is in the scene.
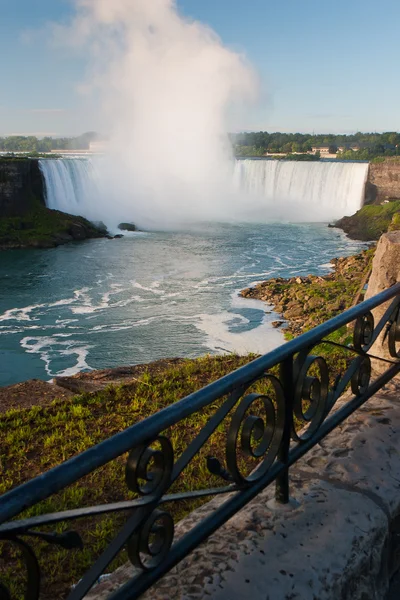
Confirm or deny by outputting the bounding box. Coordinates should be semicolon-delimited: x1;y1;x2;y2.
1;282;400;599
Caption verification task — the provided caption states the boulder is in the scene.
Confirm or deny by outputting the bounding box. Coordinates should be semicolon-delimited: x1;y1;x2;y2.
364;231;400;374
118;222;137;232
69;223;87;240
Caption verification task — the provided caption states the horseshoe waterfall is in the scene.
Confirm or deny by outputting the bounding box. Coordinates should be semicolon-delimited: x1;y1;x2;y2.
38;158;368;225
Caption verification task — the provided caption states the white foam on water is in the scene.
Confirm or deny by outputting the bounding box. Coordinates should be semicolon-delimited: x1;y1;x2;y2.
131;281;165;295
0;304;47;322
318;262;335;270
20;336;93;377
195;293;284;356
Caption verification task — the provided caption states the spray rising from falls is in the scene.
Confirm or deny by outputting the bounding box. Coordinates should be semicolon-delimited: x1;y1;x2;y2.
55;0;258;228
39;158;368;225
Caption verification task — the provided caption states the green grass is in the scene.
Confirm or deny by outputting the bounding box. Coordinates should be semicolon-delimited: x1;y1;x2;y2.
0;354;276;597
0;202;103;248
335;200;400;240
0;345;361;597
1;241;374;597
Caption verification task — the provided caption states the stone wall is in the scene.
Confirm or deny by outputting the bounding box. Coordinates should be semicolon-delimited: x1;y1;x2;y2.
366;159;400;203
0;159;45;217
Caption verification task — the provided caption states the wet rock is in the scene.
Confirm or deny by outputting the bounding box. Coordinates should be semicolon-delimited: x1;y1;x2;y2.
118;222;137;232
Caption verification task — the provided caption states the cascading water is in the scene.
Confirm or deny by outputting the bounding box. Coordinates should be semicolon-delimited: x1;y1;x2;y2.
39;159;99;218
233;159;368;221
39;157;368;225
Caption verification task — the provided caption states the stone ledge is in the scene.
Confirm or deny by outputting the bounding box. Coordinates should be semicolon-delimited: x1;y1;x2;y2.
86;383;400;600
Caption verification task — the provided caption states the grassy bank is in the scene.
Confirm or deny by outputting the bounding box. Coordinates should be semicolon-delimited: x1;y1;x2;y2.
0;246;377;597
0;354;272;598
0;203;105;249
334;200;400;241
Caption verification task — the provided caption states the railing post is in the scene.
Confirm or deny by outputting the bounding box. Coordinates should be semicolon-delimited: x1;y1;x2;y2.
275;356;294;504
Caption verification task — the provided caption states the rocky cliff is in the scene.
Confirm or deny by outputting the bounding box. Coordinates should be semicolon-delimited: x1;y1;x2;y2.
0;158;45;216
366;159;400;203
0;158;106;249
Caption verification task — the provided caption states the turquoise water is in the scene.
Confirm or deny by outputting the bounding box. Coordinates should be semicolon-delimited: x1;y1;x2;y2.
0;223;366;386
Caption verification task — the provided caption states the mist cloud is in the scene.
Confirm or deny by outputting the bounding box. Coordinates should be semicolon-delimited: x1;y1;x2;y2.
61;0;259;229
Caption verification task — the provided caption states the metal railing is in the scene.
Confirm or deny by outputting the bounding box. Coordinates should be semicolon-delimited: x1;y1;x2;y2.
1;283;400;599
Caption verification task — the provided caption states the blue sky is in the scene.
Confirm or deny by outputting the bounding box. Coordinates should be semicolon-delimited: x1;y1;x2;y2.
0;0;399;136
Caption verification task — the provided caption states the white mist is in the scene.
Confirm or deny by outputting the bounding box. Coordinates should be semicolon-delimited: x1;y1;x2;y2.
63;0;258;229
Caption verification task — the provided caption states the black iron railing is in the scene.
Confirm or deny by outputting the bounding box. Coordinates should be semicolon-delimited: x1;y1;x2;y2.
1;283;400;599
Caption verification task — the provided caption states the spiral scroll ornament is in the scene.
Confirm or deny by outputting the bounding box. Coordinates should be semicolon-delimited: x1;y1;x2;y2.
292;352;329;442
351;355;371;396
389;306;400;358
226;376;285;485
127;509;174;571
125;435;174;497
353;311;374;352
0;537;40;600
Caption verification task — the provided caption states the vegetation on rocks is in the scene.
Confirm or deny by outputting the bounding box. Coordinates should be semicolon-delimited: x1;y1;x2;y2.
240;248;375;337
0;204;106;249
333;200;400;241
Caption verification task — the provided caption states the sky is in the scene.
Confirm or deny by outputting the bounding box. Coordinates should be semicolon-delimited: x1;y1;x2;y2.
0;0;399;137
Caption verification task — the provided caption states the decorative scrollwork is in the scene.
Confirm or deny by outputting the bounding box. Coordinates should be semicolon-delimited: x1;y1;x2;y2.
127;509;174;571
225;376;285;485
125;435;174;497
0;537;40;600
388;306;400;358
353;311;374;352
351;356;371;396
292;352;329;442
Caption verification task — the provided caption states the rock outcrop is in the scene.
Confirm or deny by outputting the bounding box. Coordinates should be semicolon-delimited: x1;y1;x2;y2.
0;158;45;217
240;249;373;336
364;231;400;374
368;159;400;202
333;200;400;241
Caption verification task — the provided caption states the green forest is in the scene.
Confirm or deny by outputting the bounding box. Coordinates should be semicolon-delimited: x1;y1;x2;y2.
0;132;100;153
231;131;400;160
1;131;400;161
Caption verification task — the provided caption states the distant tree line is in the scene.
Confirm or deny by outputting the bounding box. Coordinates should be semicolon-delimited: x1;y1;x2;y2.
1;130;400;161
231;131;400;159
0;132;100;153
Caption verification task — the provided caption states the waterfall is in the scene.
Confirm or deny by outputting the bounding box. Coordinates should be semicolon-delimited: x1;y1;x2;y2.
39;158;99;218
233;159;368;221
39;157;368;225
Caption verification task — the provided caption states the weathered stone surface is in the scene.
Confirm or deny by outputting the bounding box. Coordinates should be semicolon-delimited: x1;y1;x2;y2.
85;385;400;600
364;231;400;373
368;160;400;201
0;159;45;216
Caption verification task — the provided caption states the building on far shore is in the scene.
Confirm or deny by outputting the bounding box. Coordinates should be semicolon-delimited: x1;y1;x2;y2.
337;145;360;152
310;144;361;158
311;145;331;155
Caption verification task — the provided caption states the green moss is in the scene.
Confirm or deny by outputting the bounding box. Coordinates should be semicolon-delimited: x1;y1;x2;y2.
0;203;104;249
388;211;400;231
335;200;400;240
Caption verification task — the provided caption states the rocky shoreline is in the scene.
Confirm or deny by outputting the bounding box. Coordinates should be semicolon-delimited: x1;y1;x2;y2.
0;358;185;413
240;248;374;336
